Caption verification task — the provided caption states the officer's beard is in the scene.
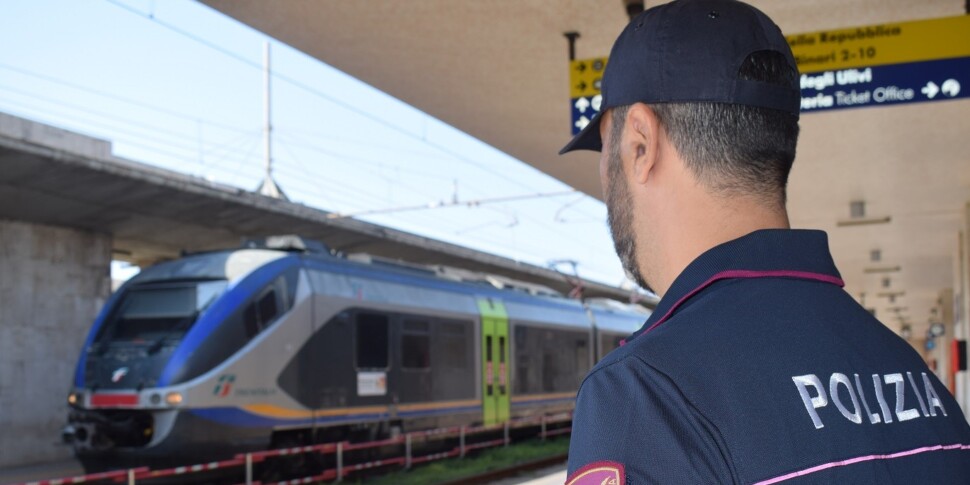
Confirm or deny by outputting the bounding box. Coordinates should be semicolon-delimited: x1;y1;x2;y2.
605;138;653;294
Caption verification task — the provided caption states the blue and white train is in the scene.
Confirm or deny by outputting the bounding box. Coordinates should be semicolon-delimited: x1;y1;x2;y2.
64;237;649;470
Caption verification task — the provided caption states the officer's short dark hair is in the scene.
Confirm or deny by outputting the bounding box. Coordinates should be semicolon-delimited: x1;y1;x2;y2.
610;51;800;207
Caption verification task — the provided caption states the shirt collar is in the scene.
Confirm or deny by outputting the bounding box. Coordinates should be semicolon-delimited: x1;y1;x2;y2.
624;229;844;343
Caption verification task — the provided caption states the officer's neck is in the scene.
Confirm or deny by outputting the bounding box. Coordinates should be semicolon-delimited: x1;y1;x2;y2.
638;178;790;298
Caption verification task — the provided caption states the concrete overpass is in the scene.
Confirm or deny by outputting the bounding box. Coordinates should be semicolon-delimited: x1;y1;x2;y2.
0;111;634;300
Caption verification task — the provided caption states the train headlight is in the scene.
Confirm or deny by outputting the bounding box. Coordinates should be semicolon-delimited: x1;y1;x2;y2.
67;392;79;406
165;392;183;406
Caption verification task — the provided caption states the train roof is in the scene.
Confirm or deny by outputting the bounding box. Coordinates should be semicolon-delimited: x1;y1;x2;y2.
127;236;649;323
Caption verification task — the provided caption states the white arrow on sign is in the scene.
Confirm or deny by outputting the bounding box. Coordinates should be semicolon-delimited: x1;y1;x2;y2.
574;97;591;113
922;81;939;99
941;79;961;97
575;116;590;131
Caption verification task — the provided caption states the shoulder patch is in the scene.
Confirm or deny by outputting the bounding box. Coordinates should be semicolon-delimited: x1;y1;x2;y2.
566;460;625;485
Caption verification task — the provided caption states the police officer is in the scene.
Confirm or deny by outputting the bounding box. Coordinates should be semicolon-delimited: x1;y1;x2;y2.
559;1;970;483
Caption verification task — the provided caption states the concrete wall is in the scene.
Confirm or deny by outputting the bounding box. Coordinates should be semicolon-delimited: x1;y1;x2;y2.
0;220;111;467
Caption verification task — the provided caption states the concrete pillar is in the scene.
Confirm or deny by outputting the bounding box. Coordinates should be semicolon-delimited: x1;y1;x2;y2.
0;220;111;467
935;290;954;383
956;203;970;420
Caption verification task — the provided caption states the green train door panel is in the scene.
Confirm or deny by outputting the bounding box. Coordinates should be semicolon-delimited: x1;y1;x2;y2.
478;298;510;425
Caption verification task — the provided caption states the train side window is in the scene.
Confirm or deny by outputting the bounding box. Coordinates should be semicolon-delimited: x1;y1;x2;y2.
356;313;389;369
438;321;469;369
401;319;430;370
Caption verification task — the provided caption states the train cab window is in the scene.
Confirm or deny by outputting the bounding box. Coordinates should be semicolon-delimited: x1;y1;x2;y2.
96;280;227;344
402;319;431;370
257;290;278;326
243;289;280;339
356;313;389;369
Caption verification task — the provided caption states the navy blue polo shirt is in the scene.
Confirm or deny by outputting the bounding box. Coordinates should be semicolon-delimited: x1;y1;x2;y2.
567;229;970;484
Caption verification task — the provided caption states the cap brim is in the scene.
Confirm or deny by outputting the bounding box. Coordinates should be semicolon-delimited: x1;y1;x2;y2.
558;111;604;155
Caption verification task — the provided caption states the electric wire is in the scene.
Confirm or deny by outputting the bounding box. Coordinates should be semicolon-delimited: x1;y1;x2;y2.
0;86;262;170
102;0;575;198
8;0;615;278
103;0;608;228
0;62;253;135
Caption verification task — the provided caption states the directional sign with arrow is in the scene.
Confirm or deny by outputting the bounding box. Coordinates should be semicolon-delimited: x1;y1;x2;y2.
569;57;608;135
800;56;970;113
792;14;970;114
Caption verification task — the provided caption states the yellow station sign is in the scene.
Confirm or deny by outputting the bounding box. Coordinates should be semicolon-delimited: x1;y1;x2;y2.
568;15;970;127
569;57;608;99
786;15;970;73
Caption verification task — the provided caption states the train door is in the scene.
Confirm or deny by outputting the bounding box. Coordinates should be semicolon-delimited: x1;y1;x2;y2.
477;298;510;425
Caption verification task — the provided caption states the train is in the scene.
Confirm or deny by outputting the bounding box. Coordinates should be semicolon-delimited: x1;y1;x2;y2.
63;236;650;471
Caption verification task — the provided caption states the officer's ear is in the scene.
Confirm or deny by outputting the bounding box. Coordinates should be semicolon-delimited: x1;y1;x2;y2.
623;103;661;186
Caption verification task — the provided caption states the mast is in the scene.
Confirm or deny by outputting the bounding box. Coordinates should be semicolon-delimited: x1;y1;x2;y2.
258;41;287;200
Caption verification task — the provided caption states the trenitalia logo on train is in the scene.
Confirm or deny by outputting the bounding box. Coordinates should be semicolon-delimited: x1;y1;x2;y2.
61;236;650;471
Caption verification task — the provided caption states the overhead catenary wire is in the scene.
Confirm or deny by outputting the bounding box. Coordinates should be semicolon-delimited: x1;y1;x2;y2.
0;86;264;170
0;86;603;263
101;0;579;198
4;1;618;275
0;62;253;135
0;87;609;256
102;0;610;229
326;190;578;219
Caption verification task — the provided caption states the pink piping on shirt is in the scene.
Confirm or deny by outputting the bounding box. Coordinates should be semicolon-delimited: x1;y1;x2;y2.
753;443;970;485
625;270;845;343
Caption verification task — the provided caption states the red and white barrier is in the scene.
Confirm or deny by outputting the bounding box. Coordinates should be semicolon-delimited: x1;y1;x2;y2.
7;413;572;485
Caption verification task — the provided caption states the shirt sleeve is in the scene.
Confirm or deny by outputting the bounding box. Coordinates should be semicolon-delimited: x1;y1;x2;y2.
566;356;737;484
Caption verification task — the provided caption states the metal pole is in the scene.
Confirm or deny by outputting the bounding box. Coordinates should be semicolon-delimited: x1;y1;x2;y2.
263;41;272;182
563;32;580;61
405;434;413;470
541;415;547;441
127;468;135;485
459;426;466;458
245;453;253;485
336;442;344;483
504;421;510;447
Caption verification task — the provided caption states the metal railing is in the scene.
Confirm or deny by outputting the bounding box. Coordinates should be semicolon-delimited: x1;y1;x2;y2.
8;412;572;485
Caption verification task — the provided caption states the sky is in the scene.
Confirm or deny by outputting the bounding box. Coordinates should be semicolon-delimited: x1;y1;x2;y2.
0;0;632;290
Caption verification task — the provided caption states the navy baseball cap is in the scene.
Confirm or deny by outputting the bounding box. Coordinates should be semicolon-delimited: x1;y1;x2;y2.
560;0;800;154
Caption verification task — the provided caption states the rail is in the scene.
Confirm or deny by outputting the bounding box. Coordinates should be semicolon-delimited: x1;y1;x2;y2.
8;412;572;485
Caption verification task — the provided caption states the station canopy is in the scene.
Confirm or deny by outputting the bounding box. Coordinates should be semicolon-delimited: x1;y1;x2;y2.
202;0;970;340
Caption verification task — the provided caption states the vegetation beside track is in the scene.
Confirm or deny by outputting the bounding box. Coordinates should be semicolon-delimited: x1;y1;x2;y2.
355;437;570;485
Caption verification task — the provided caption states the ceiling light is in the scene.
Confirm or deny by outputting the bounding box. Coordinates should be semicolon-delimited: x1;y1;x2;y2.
850;200;866;218
864;266;901;274
837;216;892;227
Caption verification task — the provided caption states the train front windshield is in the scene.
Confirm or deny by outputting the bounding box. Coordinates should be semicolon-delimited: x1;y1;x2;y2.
96;280;227;344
